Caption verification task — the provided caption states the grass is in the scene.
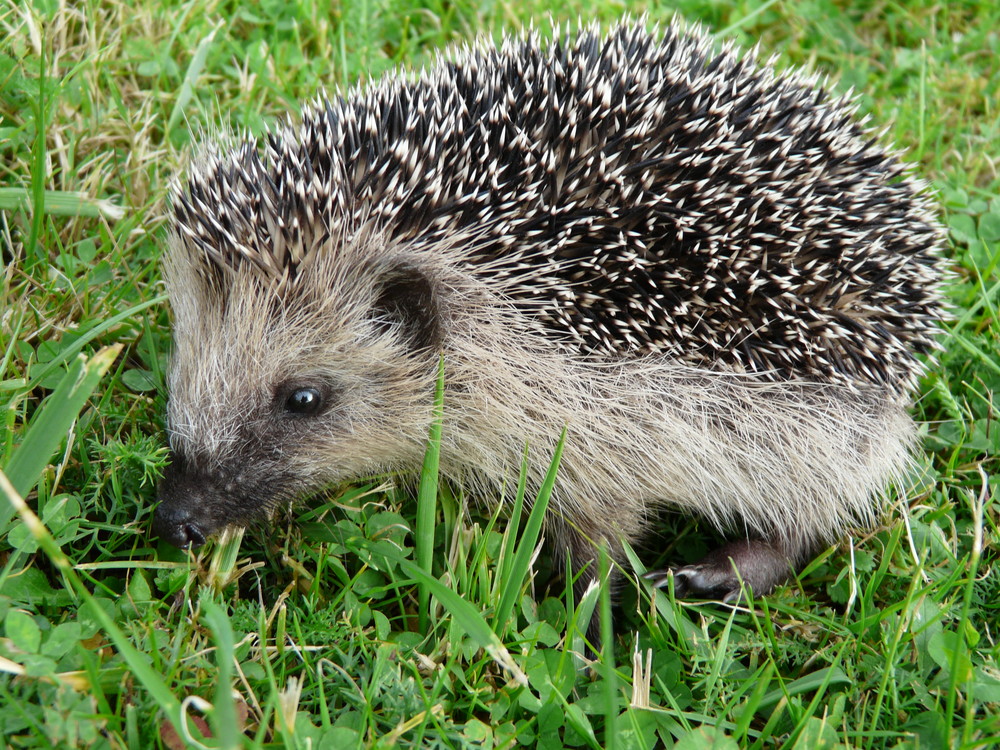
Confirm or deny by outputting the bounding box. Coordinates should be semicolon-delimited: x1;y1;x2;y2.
1;0;998;747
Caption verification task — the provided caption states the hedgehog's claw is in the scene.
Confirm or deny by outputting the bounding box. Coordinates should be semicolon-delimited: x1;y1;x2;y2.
645;539;796;601
645;563;744;601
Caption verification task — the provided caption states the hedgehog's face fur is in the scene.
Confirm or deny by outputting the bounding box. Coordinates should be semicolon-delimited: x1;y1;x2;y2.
154;231;443;548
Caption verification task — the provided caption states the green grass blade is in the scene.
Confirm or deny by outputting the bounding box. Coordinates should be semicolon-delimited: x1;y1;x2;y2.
200;596;241;750
0;188;124;219
416;356;445;633
493;428;565;638
2;345;121;528
553;691;601;750
167;20;223;134
26;296;166;388
399;557;528;687
950;332;1000;377
757;667;851;711
26;40;47;267
359;535;528;686
569;571;601;659
733;661;777;742
0;470;190;740
496;445;530;593
599;547;617;750
206;527;246;590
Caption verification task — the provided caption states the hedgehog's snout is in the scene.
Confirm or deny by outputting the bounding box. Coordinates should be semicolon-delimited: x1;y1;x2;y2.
153;501;209;549
154;453;226;549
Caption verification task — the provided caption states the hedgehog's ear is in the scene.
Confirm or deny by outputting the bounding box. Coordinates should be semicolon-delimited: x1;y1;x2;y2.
373;262;440;351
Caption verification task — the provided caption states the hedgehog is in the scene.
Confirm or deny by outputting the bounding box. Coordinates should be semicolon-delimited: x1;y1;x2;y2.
154;19;944;618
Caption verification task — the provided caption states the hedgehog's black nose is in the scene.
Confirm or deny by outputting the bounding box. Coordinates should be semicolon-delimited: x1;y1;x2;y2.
153;503;208;549
154;452;218;549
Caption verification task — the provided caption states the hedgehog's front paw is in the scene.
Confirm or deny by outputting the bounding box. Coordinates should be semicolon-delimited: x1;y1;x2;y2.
644;539;795;602
645;562;743;602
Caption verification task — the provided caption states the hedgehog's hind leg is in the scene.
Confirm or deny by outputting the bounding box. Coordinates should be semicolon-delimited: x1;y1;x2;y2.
644;537;804;602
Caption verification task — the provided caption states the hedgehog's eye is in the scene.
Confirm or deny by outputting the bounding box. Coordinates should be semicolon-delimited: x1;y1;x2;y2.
284;387;323;416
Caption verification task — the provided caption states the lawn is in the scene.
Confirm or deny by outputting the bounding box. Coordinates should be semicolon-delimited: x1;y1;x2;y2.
1;0;998;747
